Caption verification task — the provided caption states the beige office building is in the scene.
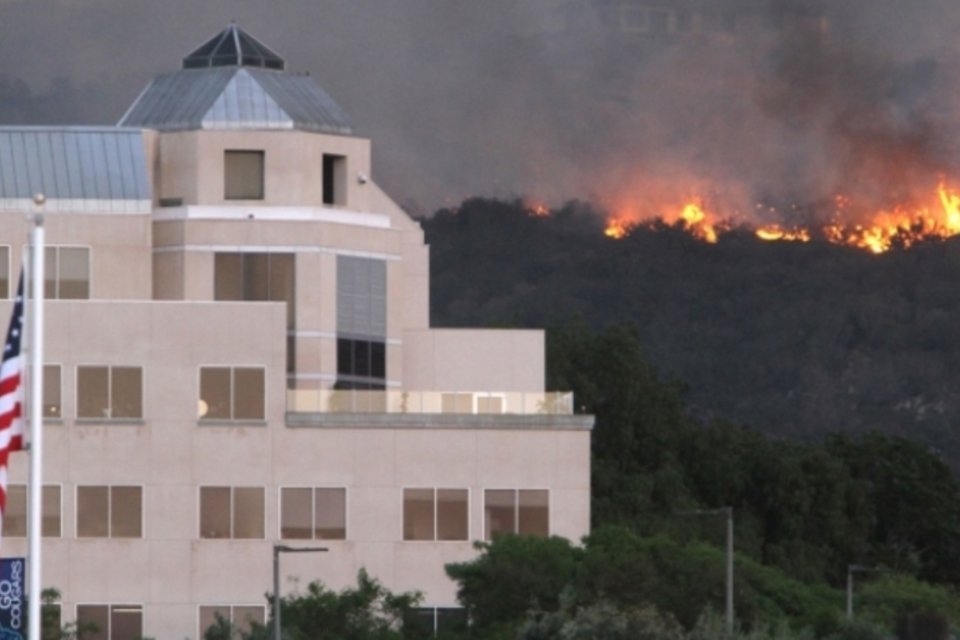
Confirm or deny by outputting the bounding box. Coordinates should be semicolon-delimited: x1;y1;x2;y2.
0;25;591;640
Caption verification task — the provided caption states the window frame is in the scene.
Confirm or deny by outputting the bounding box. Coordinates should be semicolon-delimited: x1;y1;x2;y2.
75;485;144;539
278;486;348;541
198;365;267;422
75;365;144;422
198;486;266;540
483;488;550;540
402;487;469;542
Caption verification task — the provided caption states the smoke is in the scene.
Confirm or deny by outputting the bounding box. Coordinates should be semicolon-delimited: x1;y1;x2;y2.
2;0;960;219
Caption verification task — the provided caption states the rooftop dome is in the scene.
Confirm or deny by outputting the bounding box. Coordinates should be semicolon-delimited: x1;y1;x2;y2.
182;24;285;70
119;24;353;135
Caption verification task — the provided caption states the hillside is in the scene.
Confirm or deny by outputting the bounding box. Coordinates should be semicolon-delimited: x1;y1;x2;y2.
423;198;960;464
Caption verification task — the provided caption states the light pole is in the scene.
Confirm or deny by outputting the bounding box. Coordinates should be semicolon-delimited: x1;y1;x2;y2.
273;544;328;640
846;564;880;620
677;507;734;635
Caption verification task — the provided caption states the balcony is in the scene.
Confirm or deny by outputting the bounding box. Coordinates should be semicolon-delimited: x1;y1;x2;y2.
286;389;575;415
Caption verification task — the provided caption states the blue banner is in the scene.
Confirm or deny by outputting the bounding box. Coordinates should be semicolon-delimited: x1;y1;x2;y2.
0;558;25;639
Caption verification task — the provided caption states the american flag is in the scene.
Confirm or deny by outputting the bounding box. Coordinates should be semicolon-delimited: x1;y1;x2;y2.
0;273;25;537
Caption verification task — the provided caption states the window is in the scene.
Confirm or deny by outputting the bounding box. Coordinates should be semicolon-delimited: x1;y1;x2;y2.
76;604;142;640
406;608;469;638
77;366;142;420
477;394;505;414
441;393;472;414
337;256;386;388
45;246;89;299
403;488;468;541
199;486;264;539
214;252;295;375
5;485;61;537
337;338;385;380
199;605;265;638
199;367;265;420
224;150;264;200
280;487;346;540
44;364;61;418
0;245;8;298
484;489;549;539
322;154;346;205
42;602;61;640
76;486;142;538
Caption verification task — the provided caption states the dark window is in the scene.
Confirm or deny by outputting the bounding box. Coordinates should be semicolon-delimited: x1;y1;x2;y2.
406;608;468;638
336;338;386;386
322;154;346;205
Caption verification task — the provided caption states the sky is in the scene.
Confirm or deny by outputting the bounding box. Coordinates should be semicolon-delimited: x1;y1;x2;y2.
3;0;960;220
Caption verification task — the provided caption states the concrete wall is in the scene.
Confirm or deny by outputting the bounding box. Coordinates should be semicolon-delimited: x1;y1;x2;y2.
402;329;546;391
1;299;590;639
157;130;373;210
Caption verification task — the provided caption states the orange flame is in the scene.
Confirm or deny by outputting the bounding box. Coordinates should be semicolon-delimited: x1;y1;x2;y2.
602;180;960;254
679;202;718;243
604;217;632;239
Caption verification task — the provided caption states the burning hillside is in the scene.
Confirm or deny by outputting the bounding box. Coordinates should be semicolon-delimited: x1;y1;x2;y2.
600;180;960;253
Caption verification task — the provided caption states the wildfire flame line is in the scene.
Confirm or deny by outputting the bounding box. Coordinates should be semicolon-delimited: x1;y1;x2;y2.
600;182;960;254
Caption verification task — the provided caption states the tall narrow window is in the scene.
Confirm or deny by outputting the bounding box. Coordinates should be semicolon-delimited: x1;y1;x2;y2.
337;256;386;389
199;367;265;421
76;486;142;538
44;364;61;418
77;366;143;420
42;601;61;640
280;487;346;540
322;154;346;205
0;245;9;298
224;150;264;200
44;246;89;299
199;486;265;539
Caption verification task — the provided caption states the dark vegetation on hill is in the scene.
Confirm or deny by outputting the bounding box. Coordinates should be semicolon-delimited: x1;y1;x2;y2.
423;197;960;464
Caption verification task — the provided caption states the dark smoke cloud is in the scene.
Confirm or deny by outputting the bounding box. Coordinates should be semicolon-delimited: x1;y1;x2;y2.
2;0;959;219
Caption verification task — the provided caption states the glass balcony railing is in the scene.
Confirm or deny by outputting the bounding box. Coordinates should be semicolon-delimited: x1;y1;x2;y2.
286;390;575;415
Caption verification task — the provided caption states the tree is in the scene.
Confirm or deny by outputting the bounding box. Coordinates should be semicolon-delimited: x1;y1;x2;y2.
211;570;421;640
445;536;581;635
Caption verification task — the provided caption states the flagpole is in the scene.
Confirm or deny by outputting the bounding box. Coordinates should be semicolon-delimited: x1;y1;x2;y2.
28;199;44;640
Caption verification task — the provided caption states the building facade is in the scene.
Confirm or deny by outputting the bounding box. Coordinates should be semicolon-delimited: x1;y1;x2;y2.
0;26;592;640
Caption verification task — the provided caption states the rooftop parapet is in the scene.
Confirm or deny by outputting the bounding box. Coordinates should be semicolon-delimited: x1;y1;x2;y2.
287;389;575;416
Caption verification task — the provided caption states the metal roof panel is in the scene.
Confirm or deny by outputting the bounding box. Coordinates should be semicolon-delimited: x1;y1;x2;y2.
0;127;151;205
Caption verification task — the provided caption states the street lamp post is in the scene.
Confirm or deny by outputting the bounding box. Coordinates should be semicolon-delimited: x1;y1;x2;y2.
273;544;328;640
846;564;881;620
677;507;734;635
